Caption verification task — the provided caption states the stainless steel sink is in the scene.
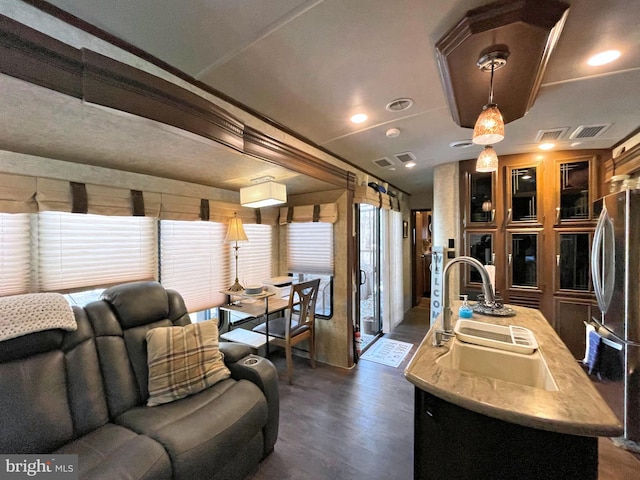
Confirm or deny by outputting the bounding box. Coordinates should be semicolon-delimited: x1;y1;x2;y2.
436;338;558;391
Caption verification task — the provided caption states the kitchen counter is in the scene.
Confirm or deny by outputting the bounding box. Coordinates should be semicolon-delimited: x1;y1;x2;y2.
405;303;622;437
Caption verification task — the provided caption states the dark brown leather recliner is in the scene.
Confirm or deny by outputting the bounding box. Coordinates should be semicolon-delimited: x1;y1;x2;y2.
0;281;279;480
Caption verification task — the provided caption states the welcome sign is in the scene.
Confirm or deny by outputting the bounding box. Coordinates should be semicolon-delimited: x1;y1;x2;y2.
429;246;444;328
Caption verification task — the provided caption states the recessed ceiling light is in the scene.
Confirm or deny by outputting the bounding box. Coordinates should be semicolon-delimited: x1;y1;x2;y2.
405;161;416;168
351;113;368;124
571;141;582;147
587;50;621;66
538;143;555;151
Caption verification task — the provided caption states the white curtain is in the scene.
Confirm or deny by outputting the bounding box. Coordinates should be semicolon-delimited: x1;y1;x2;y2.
287;222;334;275
234;224;273;287
38;212;157;292
0;213;31;296
160;220;230;312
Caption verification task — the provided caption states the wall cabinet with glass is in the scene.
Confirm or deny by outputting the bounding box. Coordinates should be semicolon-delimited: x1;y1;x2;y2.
556;231;592;292
460;152;601;329
506;164;542;226
507;230;541;291
465;171;496;226
555;157;596;225
463;231;495;289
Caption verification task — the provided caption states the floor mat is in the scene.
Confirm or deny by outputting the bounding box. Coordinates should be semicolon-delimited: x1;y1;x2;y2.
360;338;413;368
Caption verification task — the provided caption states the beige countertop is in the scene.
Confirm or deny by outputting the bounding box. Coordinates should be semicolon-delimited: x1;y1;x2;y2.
404;303;623;437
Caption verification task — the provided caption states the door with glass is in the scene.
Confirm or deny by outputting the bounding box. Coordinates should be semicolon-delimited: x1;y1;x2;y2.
357;203;382;352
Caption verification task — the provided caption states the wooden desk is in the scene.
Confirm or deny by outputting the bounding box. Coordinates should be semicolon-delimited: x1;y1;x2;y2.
218;290;289;355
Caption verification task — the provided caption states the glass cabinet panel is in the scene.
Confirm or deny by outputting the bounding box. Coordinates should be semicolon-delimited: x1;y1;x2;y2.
558;233;590;291
467;232;493;283
558;160;590;221
509;166;538;223
469;172;494;223
509;232;538;288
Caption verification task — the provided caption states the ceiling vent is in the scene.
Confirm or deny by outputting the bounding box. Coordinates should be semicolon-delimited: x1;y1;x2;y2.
535;127;569;143
393;151;417;163
372;157;395;169
569;124;611;139
386;98;414;112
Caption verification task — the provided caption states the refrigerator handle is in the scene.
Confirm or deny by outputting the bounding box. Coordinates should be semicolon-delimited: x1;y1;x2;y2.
591;207;606;310
592;206;615;314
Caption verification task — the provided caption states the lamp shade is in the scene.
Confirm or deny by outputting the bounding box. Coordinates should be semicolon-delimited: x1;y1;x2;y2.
240;181;287;208
472;104;504;145
225;216;248;242
476;146;499;172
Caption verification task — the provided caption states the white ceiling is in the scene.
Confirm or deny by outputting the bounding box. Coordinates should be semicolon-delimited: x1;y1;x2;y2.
4;0;640;195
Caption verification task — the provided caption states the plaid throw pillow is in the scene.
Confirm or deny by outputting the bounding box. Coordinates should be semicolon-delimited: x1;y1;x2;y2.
146;320;230;407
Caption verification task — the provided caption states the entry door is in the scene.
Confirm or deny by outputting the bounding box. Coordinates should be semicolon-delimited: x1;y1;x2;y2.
357;203;382;351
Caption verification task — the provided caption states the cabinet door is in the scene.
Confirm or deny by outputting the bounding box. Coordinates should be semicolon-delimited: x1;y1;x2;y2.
507;231;540;290
554;298;595;359
506;165;541;225
464;231;494;288
466;171;495;226
556;232;592;292
556;158;594;224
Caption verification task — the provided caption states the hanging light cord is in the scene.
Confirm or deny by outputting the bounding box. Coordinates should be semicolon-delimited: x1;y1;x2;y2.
488;60;495;105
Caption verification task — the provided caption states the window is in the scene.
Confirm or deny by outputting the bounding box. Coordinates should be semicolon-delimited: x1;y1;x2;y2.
287;222;334;318
38;212;157;292
0;213;31;296
160;220;229;312
234;224;272;287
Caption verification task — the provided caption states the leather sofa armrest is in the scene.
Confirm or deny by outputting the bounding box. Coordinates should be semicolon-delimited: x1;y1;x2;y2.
219;342;252;363
226;355;279;456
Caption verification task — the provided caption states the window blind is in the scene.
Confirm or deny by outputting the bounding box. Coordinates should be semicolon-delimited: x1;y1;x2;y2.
287;222;334;275
0;213;31;296
160;221;230;312
38;212;157;292
233;224;272;287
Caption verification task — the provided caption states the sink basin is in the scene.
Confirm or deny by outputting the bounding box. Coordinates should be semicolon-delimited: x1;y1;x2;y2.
436;338;558;391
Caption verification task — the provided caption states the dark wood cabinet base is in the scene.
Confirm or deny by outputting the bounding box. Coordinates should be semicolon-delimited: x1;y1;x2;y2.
414;388;598;480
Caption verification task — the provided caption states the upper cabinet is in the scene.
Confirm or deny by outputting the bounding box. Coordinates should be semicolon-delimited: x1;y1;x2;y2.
506;164;542;226
465;171;496;226
555;157;596;225
460;151;605;360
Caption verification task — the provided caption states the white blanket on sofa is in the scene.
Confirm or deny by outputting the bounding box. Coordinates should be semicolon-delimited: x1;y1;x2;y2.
0;293;77;342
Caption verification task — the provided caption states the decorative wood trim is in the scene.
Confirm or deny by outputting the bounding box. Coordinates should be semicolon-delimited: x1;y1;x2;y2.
82;49;244;152
0;14;82;97
435;0;569;128
0;13;373;196
243;126;351;189
612;143;640;178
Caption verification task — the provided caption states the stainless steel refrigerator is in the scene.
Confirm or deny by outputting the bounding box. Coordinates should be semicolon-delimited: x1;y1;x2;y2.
591;188;640;448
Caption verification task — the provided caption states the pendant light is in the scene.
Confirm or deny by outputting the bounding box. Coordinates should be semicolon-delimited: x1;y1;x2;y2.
472;50;509;146
240;176;287;208
476;145;499;172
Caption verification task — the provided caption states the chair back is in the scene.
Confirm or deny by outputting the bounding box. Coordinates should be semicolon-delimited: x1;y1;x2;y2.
286;279;320;338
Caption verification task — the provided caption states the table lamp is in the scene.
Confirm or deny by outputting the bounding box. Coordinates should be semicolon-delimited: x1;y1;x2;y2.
225;212;248;292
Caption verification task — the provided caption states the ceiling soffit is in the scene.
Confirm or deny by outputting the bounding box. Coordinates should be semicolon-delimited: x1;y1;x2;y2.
0;13;352;191
436;0;570;128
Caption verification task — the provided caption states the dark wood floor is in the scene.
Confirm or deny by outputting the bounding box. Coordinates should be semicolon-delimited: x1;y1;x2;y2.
248;304;640;480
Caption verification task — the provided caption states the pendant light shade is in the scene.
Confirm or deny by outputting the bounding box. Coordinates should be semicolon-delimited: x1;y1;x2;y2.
472;50;508;146
472;104;504;145
476;146;499;172
240;177;287;208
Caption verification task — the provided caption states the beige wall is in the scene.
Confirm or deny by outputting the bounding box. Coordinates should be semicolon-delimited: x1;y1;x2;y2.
282;190;351;368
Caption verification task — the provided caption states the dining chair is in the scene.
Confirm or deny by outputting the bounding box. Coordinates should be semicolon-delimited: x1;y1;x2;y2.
252;278;320;384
